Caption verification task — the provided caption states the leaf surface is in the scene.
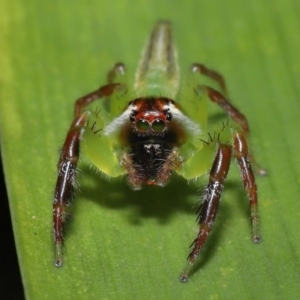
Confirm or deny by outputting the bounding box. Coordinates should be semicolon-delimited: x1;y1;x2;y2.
1;0;300;299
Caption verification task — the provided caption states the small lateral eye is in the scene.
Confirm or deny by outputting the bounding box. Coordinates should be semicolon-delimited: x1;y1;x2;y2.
130;113;135;122
166;112;172;121
136;119;150;132
152;119;166;132
163;108;172;121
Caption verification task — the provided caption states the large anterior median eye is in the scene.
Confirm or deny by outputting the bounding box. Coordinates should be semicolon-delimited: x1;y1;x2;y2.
136;119;150;132
152;119;166;132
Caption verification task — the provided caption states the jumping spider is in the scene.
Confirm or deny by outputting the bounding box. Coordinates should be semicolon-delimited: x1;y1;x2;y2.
53;21;266;282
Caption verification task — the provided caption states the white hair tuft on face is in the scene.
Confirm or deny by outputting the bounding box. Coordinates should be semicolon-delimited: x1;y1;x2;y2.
166;103;202;136
103;106;133;136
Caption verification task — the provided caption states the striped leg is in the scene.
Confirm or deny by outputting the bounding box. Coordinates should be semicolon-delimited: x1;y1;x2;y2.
233;131;260;243
53;82;123;267
180;143;232;282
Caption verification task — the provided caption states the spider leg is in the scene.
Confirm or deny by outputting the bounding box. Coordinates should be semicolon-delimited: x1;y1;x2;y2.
53;82;123;267
191;63;227;93
233;131;260;243
202;85;266;175
107;63;126;84
53;113;88;267
191;63;249;137
74;83;122;117
74;63;127;116
180;143;232;282
204;85;249;137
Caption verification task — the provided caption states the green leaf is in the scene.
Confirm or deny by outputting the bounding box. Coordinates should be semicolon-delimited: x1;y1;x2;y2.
1;0;300;299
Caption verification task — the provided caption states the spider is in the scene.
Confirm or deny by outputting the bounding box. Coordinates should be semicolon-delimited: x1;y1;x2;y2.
53;21;266;282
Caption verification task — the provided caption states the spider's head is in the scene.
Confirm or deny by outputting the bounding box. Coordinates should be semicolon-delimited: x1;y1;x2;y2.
104;96;200;146
128;97;174;136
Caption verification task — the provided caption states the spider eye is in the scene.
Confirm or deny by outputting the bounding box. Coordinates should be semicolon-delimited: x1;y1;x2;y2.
130;113;135;122
163;108;172;121
166;112;172;121
152;120;166;132
136;119;150;132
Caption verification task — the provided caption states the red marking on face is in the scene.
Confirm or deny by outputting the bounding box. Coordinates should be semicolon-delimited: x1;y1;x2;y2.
129;97;173;134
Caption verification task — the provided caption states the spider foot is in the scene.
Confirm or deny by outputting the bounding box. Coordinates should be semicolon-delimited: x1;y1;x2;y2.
251;206;260;244
249;154;267;176
179;262;193;283
55;243;63;267
252;235;261;244
256;167;267;176
251;225;261;244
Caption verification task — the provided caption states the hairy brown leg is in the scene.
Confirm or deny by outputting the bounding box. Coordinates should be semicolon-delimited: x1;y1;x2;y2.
75;63;126;116
180;143;232;282
53;81;124;267
204;85;266;175
107;63;126;84
193;64;266;174
74;83;122;117
204;85;249;137
192;63;249;135
192;63;227;94
197;81;266;175
233;131;260;243
53;113;88;267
